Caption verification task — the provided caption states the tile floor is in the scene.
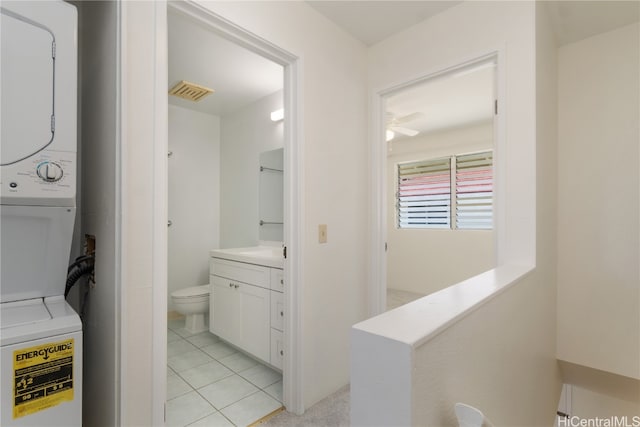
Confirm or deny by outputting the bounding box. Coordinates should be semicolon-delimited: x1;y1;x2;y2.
386;288;426;310
167;318;283;427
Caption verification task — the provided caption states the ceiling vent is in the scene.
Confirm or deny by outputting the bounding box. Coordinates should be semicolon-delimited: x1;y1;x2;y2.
168;80;214;102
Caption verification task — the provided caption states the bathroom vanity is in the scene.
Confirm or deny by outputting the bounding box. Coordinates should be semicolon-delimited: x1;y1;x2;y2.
209;246;284;370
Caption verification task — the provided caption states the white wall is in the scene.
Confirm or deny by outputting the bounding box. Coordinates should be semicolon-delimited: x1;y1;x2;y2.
76;1;120;425
220;90;283;248
557;22;640;380
571;386;640;420
168;104;220;309
535;0;564;414
352;2;560;425
120;1;168;424
369;5;537;269
410;272;557;426
386;122;494;296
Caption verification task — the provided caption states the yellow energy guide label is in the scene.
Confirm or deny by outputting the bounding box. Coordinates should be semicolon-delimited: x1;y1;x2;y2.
13;339;74;419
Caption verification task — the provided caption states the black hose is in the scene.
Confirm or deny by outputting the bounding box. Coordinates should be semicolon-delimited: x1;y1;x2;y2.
67;254;95;273
65;262;94;297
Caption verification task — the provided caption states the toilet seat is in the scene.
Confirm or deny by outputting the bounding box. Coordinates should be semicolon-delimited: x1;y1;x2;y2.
172;284;210;299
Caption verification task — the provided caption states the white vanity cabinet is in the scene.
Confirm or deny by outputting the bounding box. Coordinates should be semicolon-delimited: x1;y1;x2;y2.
210;275;270;362
209;256;284;369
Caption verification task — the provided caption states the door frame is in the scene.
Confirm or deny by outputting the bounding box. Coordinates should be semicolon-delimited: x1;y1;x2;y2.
159;0;304;416
369;51;504;316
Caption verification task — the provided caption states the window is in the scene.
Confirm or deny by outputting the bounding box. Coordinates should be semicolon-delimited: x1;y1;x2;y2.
397;151;493;230
455;152;493;230
397;157;451;228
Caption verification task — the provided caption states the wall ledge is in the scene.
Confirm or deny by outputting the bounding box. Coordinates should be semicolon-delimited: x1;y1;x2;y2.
352;263;534;348
559;360;640;403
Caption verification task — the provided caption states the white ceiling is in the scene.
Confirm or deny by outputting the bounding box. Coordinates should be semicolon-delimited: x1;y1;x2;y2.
306;1;461;46
546;1;639;46
308;1;639;47
168;11;283;116
386;62;495;140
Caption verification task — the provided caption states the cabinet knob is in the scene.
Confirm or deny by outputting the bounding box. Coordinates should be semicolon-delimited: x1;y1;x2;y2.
280;311;284;317
280;279;284;285
229;283;233;288
280;350;284;356
234;284;239;289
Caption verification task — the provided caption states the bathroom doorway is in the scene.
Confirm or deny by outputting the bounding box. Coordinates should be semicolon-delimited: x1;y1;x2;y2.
164;2;301;424
377;57;498;312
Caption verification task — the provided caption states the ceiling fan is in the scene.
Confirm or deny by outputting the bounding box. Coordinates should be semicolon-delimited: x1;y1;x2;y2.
385;112;424;141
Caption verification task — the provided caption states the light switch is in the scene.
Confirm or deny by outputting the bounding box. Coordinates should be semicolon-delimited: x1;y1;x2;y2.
318;224;327;243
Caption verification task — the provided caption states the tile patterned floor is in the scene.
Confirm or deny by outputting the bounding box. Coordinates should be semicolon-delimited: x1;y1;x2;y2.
386;288;426;310
167;318;283;427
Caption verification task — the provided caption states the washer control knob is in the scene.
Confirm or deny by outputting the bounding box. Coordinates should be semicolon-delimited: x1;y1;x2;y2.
37;162;63;182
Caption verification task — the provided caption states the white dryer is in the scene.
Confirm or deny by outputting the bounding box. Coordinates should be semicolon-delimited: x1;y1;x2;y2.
0;1;81;425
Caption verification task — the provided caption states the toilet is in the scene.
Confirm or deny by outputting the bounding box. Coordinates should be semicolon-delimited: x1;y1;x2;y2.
171;284;210;334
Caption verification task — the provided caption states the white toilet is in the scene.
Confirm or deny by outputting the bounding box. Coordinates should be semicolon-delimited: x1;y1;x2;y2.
171;284;210;334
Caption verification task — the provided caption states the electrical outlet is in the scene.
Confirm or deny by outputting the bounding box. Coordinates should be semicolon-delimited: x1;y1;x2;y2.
318;224;327;244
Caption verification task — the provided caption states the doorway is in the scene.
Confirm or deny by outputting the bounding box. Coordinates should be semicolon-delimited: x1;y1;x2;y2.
376;57;498;312
162;1;302;422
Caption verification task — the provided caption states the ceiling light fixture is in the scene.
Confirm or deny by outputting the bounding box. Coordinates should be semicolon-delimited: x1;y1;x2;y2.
271;108;284;122
386;130;395;142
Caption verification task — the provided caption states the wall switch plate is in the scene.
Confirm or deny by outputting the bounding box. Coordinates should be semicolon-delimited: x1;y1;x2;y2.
319;224;327;243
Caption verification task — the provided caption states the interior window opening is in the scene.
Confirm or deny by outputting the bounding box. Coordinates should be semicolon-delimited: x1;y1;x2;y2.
384;58;497;311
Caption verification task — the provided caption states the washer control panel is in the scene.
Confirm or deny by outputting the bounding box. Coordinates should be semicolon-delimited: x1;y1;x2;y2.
36;161;64;182
0;150;75;207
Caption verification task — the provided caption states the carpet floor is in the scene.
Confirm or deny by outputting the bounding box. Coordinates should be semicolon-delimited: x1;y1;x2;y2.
257;385;350;427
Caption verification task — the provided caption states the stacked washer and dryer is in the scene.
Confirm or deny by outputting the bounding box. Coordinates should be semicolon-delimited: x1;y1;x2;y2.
0;2;82;425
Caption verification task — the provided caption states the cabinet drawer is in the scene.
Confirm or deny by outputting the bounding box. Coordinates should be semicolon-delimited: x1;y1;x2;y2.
210;258;270;289
270;268;284;292
270;328;283;370
270;290;284;331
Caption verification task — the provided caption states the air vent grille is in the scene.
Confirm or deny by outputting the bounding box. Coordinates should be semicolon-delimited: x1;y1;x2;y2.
168;80;214;102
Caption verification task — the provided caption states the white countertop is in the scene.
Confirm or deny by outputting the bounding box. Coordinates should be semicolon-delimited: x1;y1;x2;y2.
209;245;284;269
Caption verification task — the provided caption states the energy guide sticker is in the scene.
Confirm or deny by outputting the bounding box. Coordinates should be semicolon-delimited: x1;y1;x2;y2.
13;339;74;419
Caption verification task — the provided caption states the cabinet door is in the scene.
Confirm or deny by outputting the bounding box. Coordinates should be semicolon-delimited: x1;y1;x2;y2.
238;283;270;363
210;275;241;342
270;328;284;370
270;290;284;331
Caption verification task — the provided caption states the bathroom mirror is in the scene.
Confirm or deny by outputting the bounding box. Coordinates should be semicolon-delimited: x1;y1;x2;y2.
258;148;283;242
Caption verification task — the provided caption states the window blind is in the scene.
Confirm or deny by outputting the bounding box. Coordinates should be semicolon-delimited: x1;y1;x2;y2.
455;151;493;229
397;157;451;229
